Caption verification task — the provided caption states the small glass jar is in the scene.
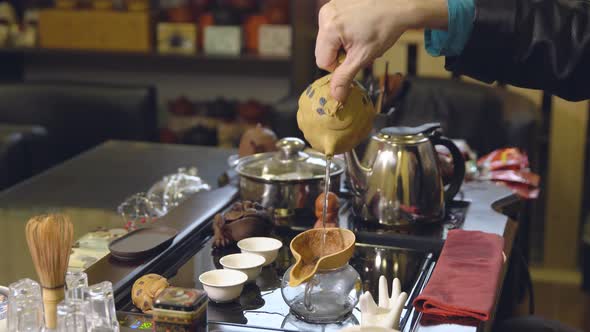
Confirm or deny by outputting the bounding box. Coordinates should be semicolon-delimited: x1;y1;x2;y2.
281;264;362;323
65;271;88;301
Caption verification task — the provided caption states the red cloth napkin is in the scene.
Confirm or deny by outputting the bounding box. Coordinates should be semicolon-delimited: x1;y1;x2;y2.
413;229;505;323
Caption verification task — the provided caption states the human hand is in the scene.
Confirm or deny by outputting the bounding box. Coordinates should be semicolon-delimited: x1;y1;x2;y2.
359;276;408;329
315;0;448;102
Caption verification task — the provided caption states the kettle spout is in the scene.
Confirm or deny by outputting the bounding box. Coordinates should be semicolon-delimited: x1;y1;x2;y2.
344;148;371;195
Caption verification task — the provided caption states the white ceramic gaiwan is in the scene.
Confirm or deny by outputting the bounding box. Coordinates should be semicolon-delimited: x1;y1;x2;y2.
237;237;282;266
220;253;265;282
199;269;247;303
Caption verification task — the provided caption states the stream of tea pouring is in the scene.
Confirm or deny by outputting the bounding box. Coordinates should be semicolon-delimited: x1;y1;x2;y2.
297;51;377;253
321;156;332;254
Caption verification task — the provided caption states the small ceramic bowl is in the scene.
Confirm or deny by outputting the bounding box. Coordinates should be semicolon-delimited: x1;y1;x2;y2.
199;269;247;303
220;253;266;282
237;237;282;266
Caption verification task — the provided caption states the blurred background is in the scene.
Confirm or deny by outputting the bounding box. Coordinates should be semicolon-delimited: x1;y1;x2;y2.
0;0;587;329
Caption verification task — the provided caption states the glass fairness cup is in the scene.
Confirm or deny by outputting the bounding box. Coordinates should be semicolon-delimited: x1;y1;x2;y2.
57;299;89;332
160;167;211;208
84;281;119;331
117;192;166;231
281;264;362;323
147;167;211;210
59;280;118;331
65;271;88;301
7;278;44;331
8;278;118;331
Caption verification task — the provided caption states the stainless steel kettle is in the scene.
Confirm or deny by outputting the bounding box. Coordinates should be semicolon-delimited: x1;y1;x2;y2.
345;123;465;226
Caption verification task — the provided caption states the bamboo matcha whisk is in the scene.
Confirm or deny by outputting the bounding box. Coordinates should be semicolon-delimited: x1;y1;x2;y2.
25;214;74;329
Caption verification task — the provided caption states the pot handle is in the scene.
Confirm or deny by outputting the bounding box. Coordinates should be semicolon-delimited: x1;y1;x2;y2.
431;134;465;202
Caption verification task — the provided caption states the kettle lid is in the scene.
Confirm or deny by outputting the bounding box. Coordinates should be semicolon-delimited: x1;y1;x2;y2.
380;123;441;137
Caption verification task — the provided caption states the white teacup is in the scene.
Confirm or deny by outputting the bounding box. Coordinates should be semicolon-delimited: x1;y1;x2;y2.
237;237;282;266
199;269;247;303
219;253;266;283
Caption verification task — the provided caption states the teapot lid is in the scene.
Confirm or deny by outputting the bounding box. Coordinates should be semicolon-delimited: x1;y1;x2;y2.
380;123;441;137
235;137;344;182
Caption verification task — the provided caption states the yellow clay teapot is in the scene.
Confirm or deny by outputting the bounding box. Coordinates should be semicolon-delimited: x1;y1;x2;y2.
297;74;376;156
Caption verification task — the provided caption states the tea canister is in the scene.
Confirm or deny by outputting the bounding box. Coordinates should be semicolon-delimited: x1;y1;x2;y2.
153;287;208;332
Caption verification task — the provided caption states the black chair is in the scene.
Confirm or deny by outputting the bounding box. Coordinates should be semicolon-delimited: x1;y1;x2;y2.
0;124;48;189
383;77;541;155
0;81;157;189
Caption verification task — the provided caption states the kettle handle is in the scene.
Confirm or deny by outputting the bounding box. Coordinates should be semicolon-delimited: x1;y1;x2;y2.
430;134;465;202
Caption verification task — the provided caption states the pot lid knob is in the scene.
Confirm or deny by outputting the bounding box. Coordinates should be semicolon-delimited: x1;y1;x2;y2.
276;137;307;161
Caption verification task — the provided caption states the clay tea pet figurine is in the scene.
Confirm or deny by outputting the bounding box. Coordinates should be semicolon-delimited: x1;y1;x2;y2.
238;124;278;157
213;201;273;247
313;192;339;229
132;274;170;313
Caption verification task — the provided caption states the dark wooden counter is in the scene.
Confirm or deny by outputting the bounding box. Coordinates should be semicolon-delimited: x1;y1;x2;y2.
0;141;520;332
0;141;236;289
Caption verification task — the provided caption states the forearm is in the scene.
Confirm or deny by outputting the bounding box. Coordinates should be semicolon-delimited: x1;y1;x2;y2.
367;0;449;40
409;0;449;30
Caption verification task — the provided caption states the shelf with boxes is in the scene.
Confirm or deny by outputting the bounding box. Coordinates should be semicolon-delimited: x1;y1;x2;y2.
161;96;276;148
0;0;296;76
0;46;291;77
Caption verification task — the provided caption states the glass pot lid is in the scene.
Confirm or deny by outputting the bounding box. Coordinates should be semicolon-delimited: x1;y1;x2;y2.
235;137;344;182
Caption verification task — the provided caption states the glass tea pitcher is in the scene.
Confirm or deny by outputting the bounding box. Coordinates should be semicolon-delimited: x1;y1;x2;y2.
280;228;362;323
281;264;362;323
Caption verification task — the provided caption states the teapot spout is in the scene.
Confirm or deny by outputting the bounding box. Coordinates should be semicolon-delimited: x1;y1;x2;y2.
344;148;371;195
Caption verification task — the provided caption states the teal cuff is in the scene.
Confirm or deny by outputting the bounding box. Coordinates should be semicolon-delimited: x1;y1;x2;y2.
424;0;475;57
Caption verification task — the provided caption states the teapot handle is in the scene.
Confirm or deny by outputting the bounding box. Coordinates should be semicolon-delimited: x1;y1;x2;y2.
430;134;465;202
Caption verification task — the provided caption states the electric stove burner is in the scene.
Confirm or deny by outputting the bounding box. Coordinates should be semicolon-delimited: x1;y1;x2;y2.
341;200;470;241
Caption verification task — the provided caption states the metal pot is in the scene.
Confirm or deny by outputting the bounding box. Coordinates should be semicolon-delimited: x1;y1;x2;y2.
235;137;345;218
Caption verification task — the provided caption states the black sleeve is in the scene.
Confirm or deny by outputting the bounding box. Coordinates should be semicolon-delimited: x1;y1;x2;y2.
446;0;590;101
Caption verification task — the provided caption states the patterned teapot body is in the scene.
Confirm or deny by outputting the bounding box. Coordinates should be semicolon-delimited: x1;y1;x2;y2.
297;74;376;156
